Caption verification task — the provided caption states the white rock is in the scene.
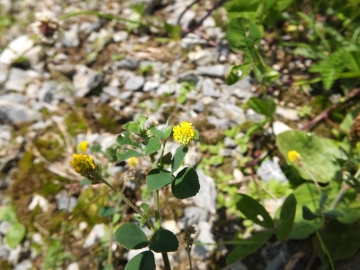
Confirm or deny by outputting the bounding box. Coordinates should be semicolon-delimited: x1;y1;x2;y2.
67;262;80;270
0;35;34;65
113;31;129;42
276;106;299;121
191;170;217;214
83;224;106;248
273;121;292;135
62;25;80;47
28;194;49;212
162;220;180;235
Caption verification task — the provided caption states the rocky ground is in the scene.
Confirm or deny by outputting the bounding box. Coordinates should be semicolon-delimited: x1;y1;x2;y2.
0;0;328;269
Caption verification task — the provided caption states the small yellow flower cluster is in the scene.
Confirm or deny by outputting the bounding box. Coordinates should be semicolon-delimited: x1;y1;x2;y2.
70;154;96;176
128;157;138;167
288;150;301;163
77;141;89;152
173;121;195;146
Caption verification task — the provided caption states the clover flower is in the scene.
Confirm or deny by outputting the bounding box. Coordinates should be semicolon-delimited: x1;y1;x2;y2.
31;11;61;43
173;121;195;146
288;150;301;163
70;154;102;184
77;141;89;152
128;157;138;167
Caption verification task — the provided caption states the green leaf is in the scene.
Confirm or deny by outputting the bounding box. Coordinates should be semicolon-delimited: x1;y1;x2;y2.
247;97;276;118
136;115;148;131
99;206;116;217
117;149;144;161
123;122;141;135
0;206;17;223
91;145;102;153
172;168;200;199
226;17;262;51
235;194;274;229
226;63;252;85
194;129;199;140
125;251;155;270
144;137;161;155
276;130;342;184
146;169;174;191
285;183;323;239
116;132;140;147
5;222;26;249
339;106;360;133
114;223;149;250
150;126;166;139
315;220;360;261
149;229;179;253
275;194;297;240
226;232;272;264
323;210;343;219
172;146;188;173
302;205;319;220
319;192;328;211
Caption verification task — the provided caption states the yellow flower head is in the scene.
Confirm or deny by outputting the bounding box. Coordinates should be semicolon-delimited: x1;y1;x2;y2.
70;154;96;176
77;141;89;152
173;121;195;146
128;157;138;167
288;150;301;163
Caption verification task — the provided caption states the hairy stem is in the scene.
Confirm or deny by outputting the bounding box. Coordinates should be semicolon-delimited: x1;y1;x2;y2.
101;178;155;231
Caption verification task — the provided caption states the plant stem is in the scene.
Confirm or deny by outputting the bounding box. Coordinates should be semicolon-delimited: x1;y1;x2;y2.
101;178;155;231
315;230;335;270
154;190;161;229
187;249;193;270
301;162;321;194
329;184;349;210
162;252;172;270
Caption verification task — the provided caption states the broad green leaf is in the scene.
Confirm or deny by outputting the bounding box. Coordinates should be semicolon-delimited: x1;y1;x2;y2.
116;132;140;147
149;229;179;253
226;232;272;264
288;183;324;239
136;115;148;131
117;149;144;161
144;137;161;155
114;223;149;250
319;192;328;211
172;168;200;199
125;251;155;270
0;206;17;223
335;188;360;224
339;106;360;133
172;146;188;173
123;122;141;135
276;130;342;184
146;169;174;191
150;126;166;139
99;206;116;217
323;210;343;219
314;220;360;261
225;0;261;21
226;17;261;51
235;194;274;229
247;97;276;117
5;222;26;248
91;145;102;153
302;205;319;220
275;194;297;240
226;63;252;85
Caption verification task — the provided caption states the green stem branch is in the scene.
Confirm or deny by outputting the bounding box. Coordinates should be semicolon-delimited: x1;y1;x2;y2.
101;178;155;231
